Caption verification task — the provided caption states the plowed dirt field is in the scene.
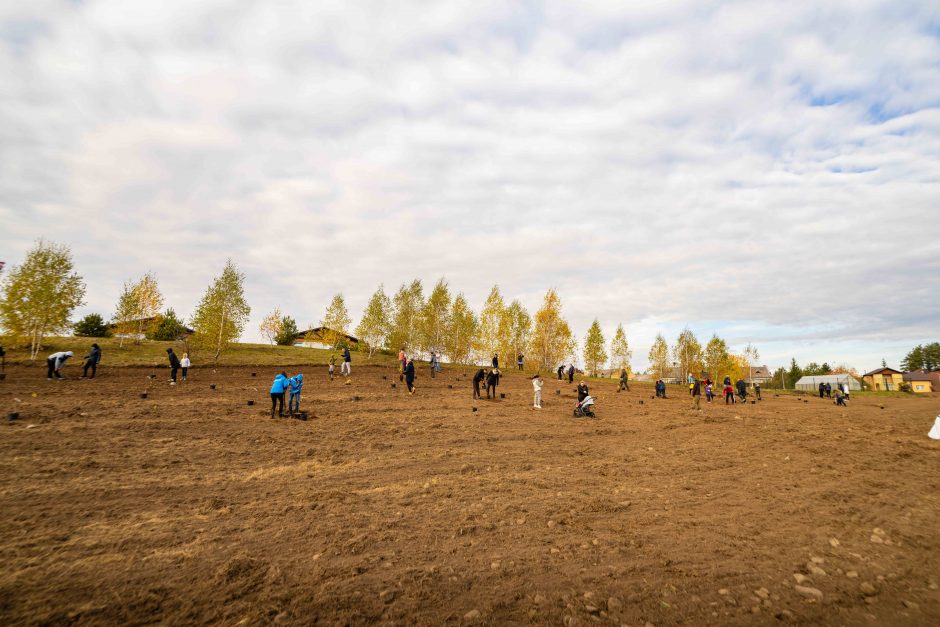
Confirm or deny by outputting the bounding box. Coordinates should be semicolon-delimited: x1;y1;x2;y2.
1;363;938;625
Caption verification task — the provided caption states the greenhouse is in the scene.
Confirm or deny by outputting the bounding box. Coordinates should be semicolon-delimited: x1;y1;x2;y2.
794;374;862;391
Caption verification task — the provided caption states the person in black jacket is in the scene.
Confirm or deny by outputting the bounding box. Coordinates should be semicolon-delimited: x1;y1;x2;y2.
167;348;181;385
557;365;564;380
492;353;499;369
486;368;500;399
405;359;416;394
577;381;589;402
473;368;485;399
736;379;747;401
82;343;101;379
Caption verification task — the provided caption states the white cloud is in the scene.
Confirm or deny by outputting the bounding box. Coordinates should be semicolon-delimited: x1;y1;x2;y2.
1;0;938;373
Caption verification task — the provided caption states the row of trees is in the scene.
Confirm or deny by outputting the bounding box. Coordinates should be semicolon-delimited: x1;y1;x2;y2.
11;241;852;379
261;281;637;375
900;343;940;372
646;328;760;384
0;241;251;362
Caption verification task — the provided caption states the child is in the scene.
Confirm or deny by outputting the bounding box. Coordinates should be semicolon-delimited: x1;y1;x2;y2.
180;353;191;381
532;374;543;409
288;373;304;415
705;382;714;402
329;354;336;381
723;383;735;404
270;371;289;418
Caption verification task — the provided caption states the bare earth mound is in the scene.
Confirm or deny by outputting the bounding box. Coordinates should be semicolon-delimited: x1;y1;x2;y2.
1;364;938;625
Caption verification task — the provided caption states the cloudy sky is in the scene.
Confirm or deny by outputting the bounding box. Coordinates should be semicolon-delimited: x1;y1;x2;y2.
2;0;939;372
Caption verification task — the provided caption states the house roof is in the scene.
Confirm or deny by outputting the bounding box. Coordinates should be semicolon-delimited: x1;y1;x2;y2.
903;372;933;382
296;327;360;343
749;365;772;378
863;367;903;377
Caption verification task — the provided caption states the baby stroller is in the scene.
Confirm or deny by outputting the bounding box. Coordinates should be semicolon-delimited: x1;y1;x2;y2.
574;395;596;418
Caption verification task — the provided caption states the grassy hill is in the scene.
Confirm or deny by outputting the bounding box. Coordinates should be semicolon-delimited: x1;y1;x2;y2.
0;336;399;368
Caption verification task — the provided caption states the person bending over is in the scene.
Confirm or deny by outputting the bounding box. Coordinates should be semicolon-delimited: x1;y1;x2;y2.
270;371;289;418
473;368;485;399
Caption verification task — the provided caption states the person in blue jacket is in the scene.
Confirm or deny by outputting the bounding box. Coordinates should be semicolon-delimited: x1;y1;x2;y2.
81;343;101;379
270;371;289;418
288;373;304;415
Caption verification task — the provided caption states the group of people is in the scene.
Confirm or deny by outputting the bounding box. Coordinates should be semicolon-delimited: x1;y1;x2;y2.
472;366;501;399
328;347;353;381
43;345;192;382
269;371;304;417
651;375;765;409
44;344;104;380
397;348;418;393
557;363;576;383
818;381;851;401
819;381;851;405
165;348;191;384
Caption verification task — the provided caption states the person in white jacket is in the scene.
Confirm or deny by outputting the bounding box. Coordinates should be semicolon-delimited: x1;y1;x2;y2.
46;351;73;380
532;374;543;409
180;353;191;381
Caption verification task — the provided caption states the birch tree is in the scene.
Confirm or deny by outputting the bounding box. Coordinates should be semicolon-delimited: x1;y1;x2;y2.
0;240;86;359
609;323;632;372
648;333;670;379
503;299;531;367
703;334;732;380
742;343;760;382
111;272;163;346
673;327;702;382
529;288;573;371
190;260;251;362
355;286;391;357
112;280;140;348
419;278;452;356
583;319;608;376
444;293;477;365
132;272;163;341
259;307;284;345
320;293;352;348
388;280;424;353
477;285;505;362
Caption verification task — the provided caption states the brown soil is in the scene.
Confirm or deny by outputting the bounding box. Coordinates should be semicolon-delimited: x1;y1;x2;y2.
1;364;938;625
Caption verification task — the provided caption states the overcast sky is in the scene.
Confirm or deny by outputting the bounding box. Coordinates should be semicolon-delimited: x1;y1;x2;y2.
2;1;939;372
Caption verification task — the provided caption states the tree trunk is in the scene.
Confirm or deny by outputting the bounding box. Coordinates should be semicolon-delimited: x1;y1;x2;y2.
215;309;225;363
